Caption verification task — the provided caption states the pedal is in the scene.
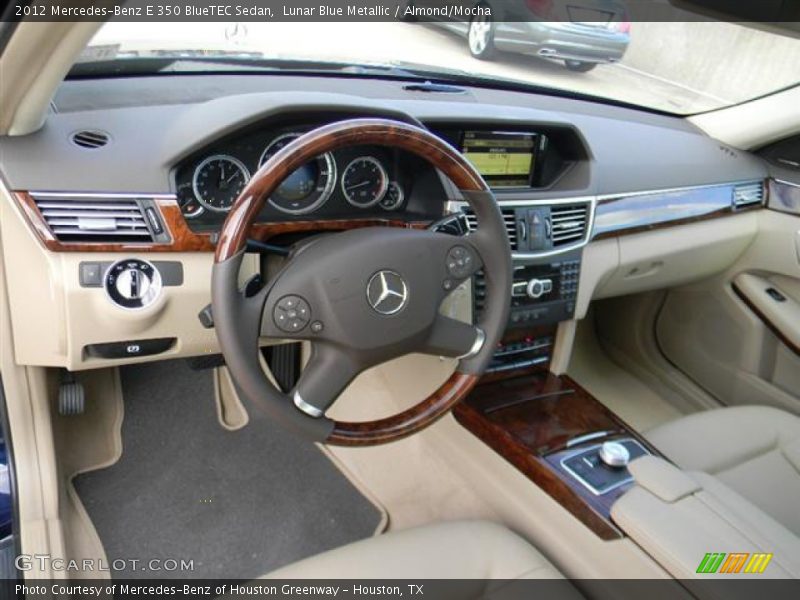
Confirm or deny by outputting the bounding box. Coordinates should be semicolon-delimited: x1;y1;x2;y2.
58;372;85;416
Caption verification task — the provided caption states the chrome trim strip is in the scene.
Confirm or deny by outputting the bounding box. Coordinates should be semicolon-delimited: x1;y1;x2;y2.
457;327;486;360
595;179;765;202
29;191;176;200
565;430;612;448
774;178;800;189
293;392;324;419
497;195;597;207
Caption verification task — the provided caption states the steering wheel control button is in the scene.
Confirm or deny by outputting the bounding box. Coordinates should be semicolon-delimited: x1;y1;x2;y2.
598;441;632;468
274;295;311;333
446;245;476;279
104;259;162;309
366;270;409;315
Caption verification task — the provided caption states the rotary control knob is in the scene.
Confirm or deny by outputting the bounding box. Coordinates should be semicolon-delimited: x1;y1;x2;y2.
598;441;631;468
104;259;162;309
526;278;553;299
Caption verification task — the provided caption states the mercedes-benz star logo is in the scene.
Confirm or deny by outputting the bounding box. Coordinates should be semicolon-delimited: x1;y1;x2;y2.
366;270;409;315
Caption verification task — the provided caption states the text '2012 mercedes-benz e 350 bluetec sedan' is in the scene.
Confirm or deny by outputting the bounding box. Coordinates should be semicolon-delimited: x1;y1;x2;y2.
1;1;800;597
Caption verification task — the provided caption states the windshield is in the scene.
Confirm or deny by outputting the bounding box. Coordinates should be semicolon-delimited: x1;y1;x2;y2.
80;19;799;115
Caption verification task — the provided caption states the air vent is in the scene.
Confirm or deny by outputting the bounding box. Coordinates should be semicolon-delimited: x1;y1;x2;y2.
732;181;764;209
32;196;155;243
463;208;518;251
550;203;590;247
70;130;110;149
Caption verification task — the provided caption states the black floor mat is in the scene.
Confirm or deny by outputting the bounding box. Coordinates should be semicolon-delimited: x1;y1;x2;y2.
74;360;382;579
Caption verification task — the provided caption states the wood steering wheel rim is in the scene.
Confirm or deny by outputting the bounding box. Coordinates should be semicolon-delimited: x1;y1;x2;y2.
212;118;511;446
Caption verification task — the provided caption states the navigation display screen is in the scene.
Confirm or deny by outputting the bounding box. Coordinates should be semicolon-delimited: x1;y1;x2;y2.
461;131;537;188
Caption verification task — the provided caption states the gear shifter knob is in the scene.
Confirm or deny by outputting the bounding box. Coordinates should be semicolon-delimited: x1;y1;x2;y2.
598;441;630;468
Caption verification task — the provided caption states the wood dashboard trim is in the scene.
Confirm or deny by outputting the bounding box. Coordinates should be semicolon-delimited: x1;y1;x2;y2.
592;180;765;240
14;191;429;252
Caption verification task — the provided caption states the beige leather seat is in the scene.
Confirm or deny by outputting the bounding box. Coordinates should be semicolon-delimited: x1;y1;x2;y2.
646;405;800;535
264;520;576;587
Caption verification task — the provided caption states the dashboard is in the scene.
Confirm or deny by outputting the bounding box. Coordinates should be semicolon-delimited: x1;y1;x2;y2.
0;73;772;371
173;118;446;228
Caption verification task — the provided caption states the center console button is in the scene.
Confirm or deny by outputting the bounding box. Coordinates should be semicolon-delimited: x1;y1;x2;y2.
598;441;631;468
526;278;553;299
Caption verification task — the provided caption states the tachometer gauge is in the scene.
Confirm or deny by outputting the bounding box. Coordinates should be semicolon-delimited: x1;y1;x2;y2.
341;156;388;208
379;181;404;211
192;155;250;212
259;133;336;215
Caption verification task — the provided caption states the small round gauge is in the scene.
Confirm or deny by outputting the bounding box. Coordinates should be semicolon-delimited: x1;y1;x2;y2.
379;181;405;211
192;155;250;212
341;156;388;208
260;133;336;215
176;181;204;219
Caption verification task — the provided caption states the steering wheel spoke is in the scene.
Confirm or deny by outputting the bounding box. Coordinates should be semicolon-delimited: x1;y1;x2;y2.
290;344;361;418
424;315;486;359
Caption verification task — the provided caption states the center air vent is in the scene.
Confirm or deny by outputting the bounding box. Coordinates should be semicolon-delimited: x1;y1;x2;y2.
550;203;590;247
462;200;592;255
732;181;765;209
463;207;518;251
70;130;110;149
32;195;157;243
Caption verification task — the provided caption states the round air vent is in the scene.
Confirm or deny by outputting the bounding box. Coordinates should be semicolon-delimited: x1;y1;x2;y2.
70;129;110;149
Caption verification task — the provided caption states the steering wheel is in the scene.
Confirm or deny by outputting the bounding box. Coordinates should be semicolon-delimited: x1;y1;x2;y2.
212;119;511;446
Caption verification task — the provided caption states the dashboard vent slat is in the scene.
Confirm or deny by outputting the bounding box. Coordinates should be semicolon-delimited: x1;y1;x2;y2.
32;195;155;243
550;203;590;248
732;181;764;209
70;130;110;150
463;207;518;251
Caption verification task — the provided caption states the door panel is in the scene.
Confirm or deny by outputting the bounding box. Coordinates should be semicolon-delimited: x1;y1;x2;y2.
656;180;800;414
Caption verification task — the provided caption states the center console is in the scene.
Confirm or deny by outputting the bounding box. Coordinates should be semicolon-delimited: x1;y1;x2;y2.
454;373;657;539
431;124;658;540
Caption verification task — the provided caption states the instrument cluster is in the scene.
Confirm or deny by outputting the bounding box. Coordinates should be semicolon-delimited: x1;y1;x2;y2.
173;126;418;225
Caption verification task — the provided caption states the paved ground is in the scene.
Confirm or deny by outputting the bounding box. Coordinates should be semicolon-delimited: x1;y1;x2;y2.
92;20;786;114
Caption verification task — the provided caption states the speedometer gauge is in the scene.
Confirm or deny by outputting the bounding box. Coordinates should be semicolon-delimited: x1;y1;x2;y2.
260;133;336;215
192;155;250;212
342;156;388;208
